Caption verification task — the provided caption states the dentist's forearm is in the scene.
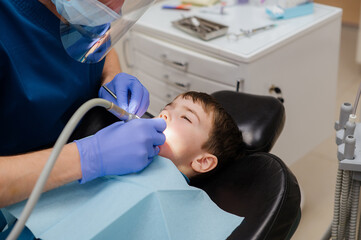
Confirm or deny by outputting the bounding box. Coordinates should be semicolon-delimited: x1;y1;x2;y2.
0;143;82;208
101;48;122;85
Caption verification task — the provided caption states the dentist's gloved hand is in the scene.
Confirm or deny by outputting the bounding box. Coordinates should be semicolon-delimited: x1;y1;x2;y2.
99;73;150;117
75;118;166;183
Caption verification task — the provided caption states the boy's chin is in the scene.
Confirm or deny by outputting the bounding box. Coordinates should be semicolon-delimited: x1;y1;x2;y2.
158;143;172;160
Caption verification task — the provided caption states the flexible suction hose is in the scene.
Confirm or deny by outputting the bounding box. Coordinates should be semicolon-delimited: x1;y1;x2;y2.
339;170;351;239
332;169;343;239
6;98;115;240
348;180;360;240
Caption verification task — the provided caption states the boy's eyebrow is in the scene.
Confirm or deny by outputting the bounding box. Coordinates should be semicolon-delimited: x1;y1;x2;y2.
183;106;200;123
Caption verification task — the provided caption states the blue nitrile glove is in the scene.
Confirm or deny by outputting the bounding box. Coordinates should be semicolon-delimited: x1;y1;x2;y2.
74;118;166;183
99;73;150;117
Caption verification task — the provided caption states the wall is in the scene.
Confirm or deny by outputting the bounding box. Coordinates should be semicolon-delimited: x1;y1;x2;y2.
314;0;360;26
357;4;361;64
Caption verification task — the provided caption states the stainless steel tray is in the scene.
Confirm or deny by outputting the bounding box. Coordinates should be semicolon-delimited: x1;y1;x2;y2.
172;16;228;41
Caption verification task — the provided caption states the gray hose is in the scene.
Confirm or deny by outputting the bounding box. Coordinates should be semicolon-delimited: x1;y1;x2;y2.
6;98;113;240
345;178;355;240
332;169;344;239
339;170;351;240
348;180;360;240
358;201;361;240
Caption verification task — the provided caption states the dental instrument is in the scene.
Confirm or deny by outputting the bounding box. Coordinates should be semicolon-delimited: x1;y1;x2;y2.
352;83;361;116
240;24;277;37
102;85;118;99
6;98;138;240
102;85;140;121
227;24;277;40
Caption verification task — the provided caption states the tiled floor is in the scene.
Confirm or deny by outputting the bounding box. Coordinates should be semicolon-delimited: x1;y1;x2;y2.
289;25;361;239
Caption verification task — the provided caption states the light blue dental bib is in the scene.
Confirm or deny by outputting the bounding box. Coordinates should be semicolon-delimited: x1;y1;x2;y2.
4;156;243;239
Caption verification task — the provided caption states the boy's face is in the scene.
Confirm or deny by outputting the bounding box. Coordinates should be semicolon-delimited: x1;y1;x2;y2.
157;97;213;173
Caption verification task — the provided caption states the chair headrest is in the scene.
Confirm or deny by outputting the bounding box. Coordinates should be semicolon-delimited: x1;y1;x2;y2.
211;91;285;154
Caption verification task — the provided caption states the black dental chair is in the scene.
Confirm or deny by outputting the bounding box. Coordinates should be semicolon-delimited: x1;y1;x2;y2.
193;91;301;240
70;90;301;240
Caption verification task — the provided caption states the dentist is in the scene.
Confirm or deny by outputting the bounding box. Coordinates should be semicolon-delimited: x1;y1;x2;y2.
0;0;165;209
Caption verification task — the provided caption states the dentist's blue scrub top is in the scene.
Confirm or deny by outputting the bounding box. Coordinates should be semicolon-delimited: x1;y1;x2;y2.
0;0;105;155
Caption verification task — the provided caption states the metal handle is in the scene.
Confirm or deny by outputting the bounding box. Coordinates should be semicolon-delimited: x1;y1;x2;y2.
162;54;188;72
123;38;134;69
164;74;190;90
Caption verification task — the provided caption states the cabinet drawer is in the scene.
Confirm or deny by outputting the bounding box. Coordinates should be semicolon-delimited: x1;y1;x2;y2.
131;32;241;87
135;71;180;115
136;70;183;104
134;51;236;94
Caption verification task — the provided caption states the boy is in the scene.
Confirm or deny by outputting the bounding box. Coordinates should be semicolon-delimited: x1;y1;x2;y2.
157;91;245;179
70;91;245;180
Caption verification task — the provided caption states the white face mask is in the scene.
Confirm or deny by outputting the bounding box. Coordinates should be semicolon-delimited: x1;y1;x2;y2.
51;0;121;26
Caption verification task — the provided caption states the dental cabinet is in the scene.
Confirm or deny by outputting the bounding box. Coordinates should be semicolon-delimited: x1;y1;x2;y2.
114;1;342;165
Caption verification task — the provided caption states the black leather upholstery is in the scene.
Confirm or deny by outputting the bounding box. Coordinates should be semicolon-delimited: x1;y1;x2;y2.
211;91;285;154
192;152;301;240
69;91;301;240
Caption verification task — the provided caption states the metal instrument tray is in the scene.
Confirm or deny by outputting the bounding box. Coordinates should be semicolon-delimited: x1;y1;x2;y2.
172;16;228;41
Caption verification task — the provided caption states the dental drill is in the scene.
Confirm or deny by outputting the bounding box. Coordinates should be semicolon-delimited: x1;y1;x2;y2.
102;85;140;121
322;83;361;240
6;93;138;240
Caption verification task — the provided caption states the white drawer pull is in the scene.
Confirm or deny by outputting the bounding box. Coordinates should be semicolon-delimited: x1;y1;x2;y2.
162;54;188;72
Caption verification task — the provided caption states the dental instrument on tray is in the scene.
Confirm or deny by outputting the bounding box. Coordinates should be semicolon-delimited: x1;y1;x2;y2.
172;16;229;40
6;97;138;240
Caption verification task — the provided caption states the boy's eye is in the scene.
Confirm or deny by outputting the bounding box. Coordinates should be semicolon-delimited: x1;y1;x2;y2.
181;116;192;123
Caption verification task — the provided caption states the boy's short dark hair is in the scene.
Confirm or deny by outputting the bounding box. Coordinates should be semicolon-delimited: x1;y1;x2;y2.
178;91;246;175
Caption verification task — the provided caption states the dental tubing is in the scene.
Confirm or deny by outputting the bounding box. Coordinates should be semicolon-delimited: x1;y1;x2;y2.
6;98;137;240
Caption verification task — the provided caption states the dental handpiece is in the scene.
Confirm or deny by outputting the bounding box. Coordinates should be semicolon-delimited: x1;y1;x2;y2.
102;85;140;122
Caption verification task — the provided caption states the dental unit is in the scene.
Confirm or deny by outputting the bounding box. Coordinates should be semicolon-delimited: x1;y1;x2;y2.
322;83;361;240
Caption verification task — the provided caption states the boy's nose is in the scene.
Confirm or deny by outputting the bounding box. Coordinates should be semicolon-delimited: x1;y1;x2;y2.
160;114;167;120
159;112;169;121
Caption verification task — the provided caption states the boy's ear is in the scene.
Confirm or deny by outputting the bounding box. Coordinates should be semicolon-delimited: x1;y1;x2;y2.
191;153;218;173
